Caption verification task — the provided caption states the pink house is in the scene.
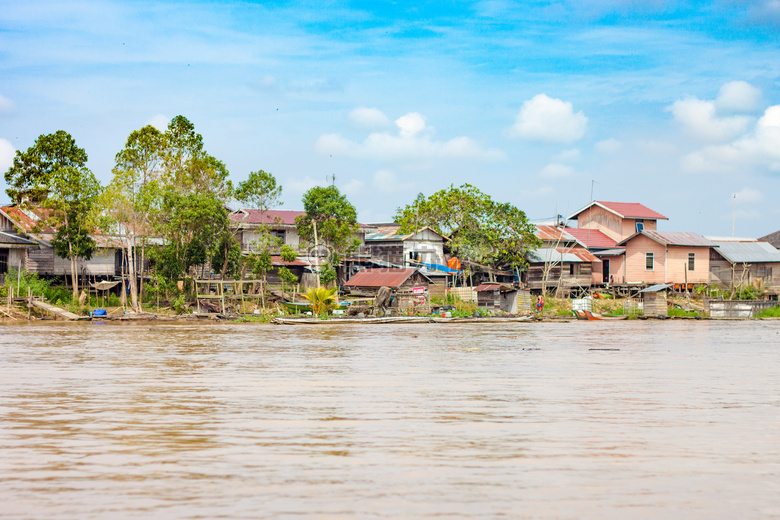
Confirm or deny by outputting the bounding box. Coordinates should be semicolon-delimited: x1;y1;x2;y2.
616;231;713;285
568;201;668;242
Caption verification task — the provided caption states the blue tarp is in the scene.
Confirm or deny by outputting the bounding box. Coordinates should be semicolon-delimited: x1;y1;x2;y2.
417;262;461;274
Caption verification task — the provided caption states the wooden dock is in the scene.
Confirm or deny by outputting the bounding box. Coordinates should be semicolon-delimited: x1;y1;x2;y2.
28;299;81;320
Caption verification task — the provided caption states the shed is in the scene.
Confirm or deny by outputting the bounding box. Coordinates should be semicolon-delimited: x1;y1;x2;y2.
344;267;432;312
475;283;529;314
637;283;673;316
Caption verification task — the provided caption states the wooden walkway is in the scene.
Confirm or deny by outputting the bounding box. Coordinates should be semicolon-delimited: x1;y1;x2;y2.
29;299;81;320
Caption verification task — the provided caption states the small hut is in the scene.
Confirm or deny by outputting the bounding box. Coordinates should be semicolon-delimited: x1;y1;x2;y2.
344;267;432;313
475;283;529;314
637;283;673;317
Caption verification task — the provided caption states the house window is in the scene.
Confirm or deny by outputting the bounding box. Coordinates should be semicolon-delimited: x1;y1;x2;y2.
569;264;575;276
0;249;8;275
645;252;654;270
273;230;285;243
636;220;644;232
688;252;695;271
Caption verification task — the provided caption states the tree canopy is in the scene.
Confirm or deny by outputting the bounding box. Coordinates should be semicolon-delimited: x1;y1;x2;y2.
295;185;360;258
394;183;540;269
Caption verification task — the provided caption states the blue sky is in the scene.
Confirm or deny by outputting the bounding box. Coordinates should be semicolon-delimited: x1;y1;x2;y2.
2;0;780;236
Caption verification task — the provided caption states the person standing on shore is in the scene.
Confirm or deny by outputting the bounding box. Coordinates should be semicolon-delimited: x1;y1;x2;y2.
536;294;544;314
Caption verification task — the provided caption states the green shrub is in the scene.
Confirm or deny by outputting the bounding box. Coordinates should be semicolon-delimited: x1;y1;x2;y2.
755;306;780;318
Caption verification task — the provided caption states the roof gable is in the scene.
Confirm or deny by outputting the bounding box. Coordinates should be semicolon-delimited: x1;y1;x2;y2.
345;267;427;288
618;230;712;247
562;227;618;249
568;201;668;221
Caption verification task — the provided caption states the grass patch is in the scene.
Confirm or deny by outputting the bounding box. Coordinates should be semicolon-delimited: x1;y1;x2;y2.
755;305;780;318
668;307;704;318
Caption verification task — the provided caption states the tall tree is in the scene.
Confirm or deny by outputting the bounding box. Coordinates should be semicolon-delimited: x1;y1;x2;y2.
295;185;360;259
234;169;282;217
4;131;101;300
394;184;540;274
4;130;89;204
103;125;164;311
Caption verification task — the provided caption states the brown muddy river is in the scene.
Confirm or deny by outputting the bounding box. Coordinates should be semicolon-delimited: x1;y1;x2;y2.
1;320;779;519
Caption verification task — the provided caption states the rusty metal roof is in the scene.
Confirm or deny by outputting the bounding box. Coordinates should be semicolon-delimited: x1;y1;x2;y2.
344;267;424;288
568;201;668;221
534;224;581;244
618;230;713;247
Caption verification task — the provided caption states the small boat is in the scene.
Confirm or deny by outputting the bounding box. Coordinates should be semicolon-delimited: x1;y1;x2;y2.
572;309;628;321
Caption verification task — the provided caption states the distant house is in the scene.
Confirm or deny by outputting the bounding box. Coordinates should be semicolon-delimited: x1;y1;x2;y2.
616;230;713;285
344;267;433;312
365;224;446;267
530;225;601;291
229;209;307;252
562;227;625;284
707;237;780;295
759;230;780;249
568;201;668;242
475;282;530;314
229;208;373;257
0;206;122;280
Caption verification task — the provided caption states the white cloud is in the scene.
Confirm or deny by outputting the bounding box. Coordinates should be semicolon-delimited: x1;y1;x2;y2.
681;104;780;174
539;163;574;178
341;178;364;196
316;111;504;162
147;114;169;131
521;185;554;199
669;97;753;142
510;94;588;144
286;176;324;195
0;94;16;115
733;187;763;204
0;138;15;171
554;148;581;163
669;81;763;142
715;81;762;113
595;138;622;154
395;112;427;138
348;107;391;129
373;169;413;193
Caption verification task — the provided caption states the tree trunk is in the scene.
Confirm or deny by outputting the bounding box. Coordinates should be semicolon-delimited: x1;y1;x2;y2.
127;241;139;312
69;246;79;301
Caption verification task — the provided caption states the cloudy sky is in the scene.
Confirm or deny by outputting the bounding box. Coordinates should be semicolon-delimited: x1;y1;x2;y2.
2;0;780;237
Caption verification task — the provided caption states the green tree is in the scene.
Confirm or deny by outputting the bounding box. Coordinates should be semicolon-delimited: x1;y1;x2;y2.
295;185;360;257
235;169;282;217
103;125;164;311
394;184;540;275
4;132;101;300
161;115;231;198
4;130;89;204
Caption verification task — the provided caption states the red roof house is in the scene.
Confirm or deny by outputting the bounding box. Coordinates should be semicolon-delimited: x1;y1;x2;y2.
568;201;668;242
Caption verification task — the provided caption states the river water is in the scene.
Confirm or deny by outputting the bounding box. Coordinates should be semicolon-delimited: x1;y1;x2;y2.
1;320;779;519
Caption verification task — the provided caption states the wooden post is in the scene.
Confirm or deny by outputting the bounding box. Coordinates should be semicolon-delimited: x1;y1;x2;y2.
194;279;200;312
27;286;31;320
220;281;226;314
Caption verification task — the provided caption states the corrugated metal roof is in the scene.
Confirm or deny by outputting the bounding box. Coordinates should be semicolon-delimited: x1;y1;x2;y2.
366;225;445;242
534;224;580;244
710;240;780;263
475;283;514;292
568;201;668;221
0;231;36;247
759;230;780;248
618;231;713;247
563;227;617;249
344;267;424;288
638;283;674;293
270;255;310;267
230;209;305;226
594;248;626;256
528;247;600;264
